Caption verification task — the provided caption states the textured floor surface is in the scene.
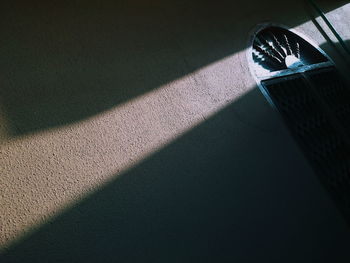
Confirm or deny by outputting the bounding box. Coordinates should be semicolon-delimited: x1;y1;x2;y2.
1;1;350;262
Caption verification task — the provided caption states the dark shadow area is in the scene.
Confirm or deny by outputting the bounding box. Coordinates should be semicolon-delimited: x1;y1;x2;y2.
0;0;347;136
1;88;350;262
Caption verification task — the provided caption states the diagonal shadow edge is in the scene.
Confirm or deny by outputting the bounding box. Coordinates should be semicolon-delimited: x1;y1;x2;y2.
1;87;350;262
0;0;347;137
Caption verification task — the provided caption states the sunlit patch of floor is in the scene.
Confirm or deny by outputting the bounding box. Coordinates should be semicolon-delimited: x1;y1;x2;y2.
0;49;251;250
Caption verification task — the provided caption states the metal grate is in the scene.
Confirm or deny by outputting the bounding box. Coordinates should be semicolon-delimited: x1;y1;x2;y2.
252;26;328;73
249;24;350;220
261;68;350;217
306;69;350;134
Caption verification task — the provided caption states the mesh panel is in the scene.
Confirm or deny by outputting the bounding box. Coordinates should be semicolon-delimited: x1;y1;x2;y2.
307;68;350;134
261;68;350;216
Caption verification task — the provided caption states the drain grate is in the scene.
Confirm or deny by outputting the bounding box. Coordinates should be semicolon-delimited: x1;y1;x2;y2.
306;69;350;134
252;26;327;72
249;25;350;220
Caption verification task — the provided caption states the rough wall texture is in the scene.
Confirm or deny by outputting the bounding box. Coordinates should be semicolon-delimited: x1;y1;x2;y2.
1;0;350;262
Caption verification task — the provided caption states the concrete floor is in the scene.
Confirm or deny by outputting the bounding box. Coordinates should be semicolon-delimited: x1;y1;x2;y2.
1;0;350;262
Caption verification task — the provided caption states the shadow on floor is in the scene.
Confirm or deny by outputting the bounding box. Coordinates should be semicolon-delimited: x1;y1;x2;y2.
0;0;347;136
1;87;350;262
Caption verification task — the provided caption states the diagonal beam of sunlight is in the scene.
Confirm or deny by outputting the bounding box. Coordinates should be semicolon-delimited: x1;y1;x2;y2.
0;49;251;250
